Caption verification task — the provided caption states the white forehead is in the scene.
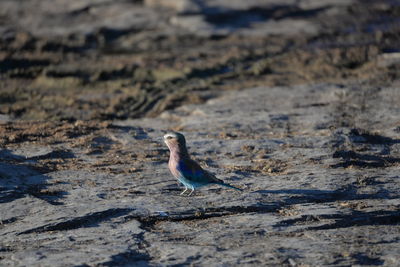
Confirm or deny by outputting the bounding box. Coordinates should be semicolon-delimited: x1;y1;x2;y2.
163;132;178;139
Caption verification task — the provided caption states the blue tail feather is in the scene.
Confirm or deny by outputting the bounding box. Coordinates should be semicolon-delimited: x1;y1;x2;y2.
218;183;243;191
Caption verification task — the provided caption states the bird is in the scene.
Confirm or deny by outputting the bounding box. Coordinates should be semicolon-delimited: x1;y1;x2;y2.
163;132;242;196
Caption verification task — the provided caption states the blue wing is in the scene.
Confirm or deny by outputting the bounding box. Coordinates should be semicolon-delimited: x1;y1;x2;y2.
177;158;222;184
177;159;205;182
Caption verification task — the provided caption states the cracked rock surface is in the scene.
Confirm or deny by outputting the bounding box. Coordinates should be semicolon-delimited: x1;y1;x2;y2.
1;0;400;266
1;83;400;266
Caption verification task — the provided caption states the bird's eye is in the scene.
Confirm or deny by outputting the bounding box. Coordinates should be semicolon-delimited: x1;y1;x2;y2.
166;136;173;139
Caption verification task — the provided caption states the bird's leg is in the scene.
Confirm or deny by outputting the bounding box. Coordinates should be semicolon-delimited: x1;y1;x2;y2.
180;187;188;195
187;188;195;196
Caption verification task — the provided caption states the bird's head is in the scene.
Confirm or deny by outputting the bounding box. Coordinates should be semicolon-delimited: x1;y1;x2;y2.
163;132;187;152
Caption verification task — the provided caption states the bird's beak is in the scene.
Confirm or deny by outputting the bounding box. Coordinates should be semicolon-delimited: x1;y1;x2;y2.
163;136;168;144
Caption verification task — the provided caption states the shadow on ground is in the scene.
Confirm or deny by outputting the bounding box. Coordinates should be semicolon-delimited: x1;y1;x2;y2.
0;149;68;205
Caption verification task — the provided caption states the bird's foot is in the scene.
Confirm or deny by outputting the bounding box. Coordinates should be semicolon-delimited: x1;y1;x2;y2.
179;188;195;197
180;188;188;195
187;189;195;196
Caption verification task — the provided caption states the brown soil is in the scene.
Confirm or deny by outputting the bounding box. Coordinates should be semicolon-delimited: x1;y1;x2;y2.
1;1;399;122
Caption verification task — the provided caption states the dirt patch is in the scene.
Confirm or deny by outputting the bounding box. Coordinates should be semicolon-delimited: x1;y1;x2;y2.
1;1;400;121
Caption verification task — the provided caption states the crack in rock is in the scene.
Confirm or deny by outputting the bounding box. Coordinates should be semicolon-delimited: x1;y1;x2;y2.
127;205;279;231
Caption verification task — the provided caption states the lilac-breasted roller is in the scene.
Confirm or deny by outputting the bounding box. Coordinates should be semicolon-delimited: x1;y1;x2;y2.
163;132;242;196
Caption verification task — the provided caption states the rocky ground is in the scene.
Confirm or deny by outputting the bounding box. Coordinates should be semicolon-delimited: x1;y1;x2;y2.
1;0;400;266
